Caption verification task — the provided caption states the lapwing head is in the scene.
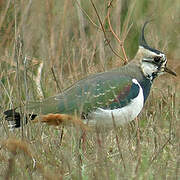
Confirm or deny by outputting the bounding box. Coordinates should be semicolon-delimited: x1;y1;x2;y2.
136;21;176;80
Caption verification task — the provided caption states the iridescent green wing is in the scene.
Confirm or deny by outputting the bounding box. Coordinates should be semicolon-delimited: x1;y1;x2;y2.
54;71;139;114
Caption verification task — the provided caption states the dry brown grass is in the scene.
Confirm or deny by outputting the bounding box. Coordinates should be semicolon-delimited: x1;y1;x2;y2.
0;0;179;179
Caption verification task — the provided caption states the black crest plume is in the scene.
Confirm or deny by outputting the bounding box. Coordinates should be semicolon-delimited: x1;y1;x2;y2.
139;21;150;47
139;20;162;55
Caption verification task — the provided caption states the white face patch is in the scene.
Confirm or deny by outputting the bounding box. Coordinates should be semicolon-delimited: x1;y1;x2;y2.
87;79;144;127
141;61;158;79
139;46;167;79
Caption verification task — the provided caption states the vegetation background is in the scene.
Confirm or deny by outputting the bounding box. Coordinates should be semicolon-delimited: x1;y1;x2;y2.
0;0;179;179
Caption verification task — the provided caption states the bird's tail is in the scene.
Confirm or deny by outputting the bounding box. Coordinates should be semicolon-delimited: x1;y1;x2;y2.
4;108;37;129
4;109;89;131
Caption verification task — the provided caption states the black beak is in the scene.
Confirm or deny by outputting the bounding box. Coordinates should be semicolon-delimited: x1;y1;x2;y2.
164;67;177;76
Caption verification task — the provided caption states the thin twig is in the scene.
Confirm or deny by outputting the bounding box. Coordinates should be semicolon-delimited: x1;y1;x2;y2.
107;1;128;64
75;0;107;31
150;137;171;163
51;66;62;93
51;66;64;145
75;0;114;33
121;0;136;41
90;0;124;60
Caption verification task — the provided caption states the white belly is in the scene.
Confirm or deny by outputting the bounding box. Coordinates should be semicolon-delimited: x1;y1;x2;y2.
87;79;144;127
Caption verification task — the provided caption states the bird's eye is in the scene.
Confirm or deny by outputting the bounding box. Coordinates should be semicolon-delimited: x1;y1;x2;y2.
154;56;161;63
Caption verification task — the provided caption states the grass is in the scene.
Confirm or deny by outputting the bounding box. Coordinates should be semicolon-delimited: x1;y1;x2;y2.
0;0;180;179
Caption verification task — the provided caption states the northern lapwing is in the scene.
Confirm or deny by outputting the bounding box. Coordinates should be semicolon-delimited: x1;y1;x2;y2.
4;22;176;129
